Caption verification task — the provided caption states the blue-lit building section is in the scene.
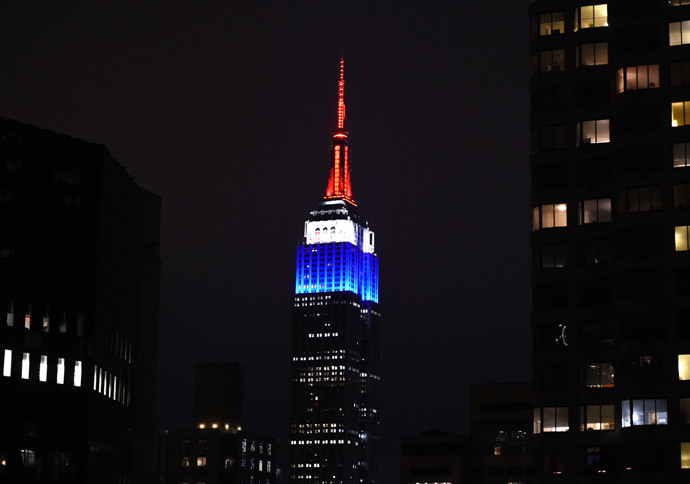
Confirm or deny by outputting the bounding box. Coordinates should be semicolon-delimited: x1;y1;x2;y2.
294;242;379;303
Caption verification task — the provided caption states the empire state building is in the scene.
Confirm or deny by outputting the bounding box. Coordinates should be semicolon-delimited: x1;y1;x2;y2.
290;58;380;484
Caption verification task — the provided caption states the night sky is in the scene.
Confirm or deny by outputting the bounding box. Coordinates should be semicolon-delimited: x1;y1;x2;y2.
1;1;530;481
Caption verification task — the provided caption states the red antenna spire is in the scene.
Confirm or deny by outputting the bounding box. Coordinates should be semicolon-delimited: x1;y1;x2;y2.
324;55;356;206
337;56;346;129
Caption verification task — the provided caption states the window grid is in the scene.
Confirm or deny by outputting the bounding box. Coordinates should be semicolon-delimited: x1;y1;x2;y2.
616;65;659;93
576;42;608;67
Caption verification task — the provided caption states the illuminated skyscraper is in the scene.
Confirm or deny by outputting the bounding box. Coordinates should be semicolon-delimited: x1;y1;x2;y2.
290;58;381;484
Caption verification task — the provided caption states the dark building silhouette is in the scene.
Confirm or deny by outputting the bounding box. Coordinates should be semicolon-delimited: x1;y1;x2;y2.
194;362;244;431
468;383;534;484
0;118;161;483
165;362;280;484
289;58;381;484
529;1;690;481
399;430;468;484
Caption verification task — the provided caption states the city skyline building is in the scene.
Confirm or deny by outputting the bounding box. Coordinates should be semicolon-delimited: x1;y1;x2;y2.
289;57;381;484
530;1;690;481
0;118;161;483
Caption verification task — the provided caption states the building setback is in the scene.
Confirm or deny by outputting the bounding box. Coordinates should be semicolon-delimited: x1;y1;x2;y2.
529;1;690;481
289;58;381;484
0;118;161;483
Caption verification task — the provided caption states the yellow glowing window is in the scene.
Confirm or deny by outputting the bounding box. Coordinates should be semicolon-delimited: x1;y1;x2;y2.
540;12;564;36
670;21;690;46
575;4;608;31
533;204;567;231
676;226;690;251
682;443;690;469
197;456;207;467
679;355;690;380
672;102;690;127
494;446;501;455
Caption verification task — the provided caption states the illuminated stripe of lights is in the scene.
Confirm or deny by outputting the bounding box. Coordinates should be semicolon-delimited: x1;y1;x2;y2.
294;242;379;303
344;146;349;198
334;146;341;195
337;57;346;129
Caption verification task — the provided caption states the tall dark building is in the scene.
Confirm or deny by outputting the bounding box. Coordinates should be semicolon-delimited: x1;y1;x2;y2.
165;362;281;484
0;118;161;483
289;58;381;484
529;1;690;481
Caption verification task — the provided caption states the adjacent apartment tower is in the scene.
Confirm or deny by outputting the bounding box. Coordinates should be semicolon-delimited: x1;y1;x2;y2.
530;0;690;481
0;118;161;483
290;58;381;484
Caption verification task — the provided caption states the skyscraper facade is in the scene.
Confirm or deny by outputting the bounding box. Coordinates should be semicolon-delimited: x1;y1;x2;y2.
290;58;381;484
529;1;690;481
0;118;160;483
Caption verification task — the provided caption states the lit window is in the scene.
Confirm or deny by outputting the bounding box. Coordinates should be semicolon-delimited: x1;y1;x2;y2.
197;456;207;467
3;349;11;377
21;352;29;379
493;446;501;455
670;20;690;46
532;203;567;231
621;399;667;427
39;355;47;382
616;65;659;93
578;199;612;224
42;311;49;332
682;443;690;469
93;365;98;390
676;226;690;251
74;360;82;387
24;308;31;330
532;49;565;74
671;0;690;5
576;42;608;67
620;186;661;213
181;456;190;467
679;355;690;380
577;119;610;145
674;142;690;167
580;404;615;430
673;101;690;127
574;4;608;31
584;363;614;387
533;406;569;433
539;12;564;36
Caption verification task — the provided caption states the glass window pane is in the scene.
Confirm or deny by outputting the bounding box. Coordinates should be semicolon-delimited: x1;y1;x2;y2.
682;443;690;469
553;50;564;71
622;400;631;427
674;143;687;167
683;20;690;44
632;399;644;425
586;405;601;430
533;206;540;231
671;22;682;46
596;119;610;143
626;67;638;90
582;121;596;143
629;188;640;213
540;13;552;36
534;408;543;433
586;364;599;387
638;65;649;89
649;64;659;87
644;398;656;425
598;199;612;222
617;69;624;93
676;226;689;251
651;187;662;210
556;407;569;431
554;204;567;227
595;42;608;65
680;398;690;424
657;399;668;424
601;405;615;430
680;354;690;380
673;102;685;127
543;205;555;228
581;44;595;66
581;6;594;28
594;4;608;27
544;407;556;431
601;363;614;386
553;12;564;34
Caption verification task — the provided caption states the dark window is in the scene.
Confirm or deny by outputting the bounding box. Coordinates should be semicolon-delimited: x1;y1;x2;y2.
621;23;658;51
675;184;690;208
585;446;615;474
678;309;690;339
578;278;613;306
534;323;569;349
540;364;568;391
579;238;612;265
621;312;666;342
619;186;662;213
671;60;690;86
577;157;611;186
581;321;614;347
617;143;662;173
618;227;664;257
575;79;610;107
533;86;567;113
533;163;566;190
618;104;660;131
677;266;690;295
533;243;567;269
619;268;665;299
625;355;666;383
533;282;568;310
